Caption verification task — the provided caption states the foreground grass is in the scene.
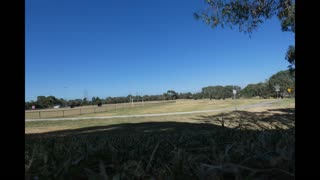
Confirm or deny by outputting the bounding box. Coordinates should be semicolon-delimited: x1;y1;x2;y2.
25;99;295;179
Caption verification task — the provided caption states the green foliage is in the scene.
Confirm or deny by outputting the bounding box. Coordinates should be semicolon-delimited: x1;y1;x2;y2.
268;70;295;96
167;90;178;100
28;96;63;109
241;82;271;98
193;92;203;100
195;0;295;70
82;98;88;106
178;92;193;99
195;0;295;34
285;45;295;74
241;70;295;98
201;85;241;99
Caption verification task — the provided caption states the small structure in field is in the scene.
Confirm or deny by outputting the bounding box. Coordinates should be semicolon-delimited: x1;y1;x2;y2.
32;105;35;110
53;105;61;109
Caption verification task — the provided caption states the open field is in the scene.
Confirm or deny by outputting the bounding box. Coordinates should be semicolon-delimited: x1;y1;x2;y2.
25;100;175;119
25;98;294;133
25;98;295;179
77;98;277;117
26;98;278;120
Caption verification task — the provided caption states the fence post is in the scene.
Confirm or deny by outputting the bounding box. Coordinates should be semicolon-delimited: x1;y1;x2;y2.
94;108;96;113
80;108;82;115
63;110;64;117
39;111;41;119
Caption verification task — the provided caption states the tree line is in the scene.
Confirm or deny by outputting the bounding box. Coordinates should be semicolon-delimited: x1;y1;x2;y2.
25;70;294;110
241;70;295;98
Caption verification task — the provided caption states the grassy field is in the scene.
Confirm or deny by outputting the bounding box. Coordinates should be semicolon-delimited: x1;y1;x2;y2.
25;100;175;119
25;98;277;119
25;98;295;179
74;98;276;117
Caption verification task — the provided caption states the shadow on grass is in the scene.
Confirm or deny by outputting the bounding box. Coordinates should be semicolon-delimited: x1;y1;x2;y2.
191;108;295;130
25;108;295;180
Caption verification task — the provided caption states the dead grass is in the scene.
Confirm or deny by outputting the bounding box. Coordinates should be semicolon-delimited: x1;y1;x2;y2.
26;98;279;119
26;99;294;134
25;98;295;179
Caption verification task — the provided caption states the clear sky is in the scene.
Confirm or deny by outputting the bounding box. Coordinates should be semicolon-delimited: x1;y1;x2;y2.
26;0;294;101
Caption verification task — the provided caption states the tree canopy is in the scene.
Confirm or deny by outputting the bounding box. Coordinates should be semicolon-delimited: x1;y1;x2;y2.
241;69;294;98
194;0;295;72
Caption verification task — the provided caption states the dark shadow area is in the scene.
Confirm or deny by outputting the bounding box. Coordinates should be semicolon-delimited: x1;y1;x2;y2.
192;108;295;130
25;109;295;180
268;108;295;114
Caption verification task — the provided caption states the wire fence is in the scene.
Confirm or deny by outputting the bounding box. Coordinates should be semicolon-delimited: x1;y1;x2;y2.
25;100;176;119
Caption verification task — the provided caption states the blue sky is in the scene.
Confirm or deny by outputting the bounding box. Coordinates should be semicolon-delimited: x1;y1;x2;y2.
25;0;294;101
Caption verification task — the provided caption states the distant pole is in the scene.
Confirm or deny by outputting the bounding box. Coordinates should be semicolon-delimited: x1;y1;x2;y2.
234;93;236;110
64;86;68;107
274;85;280;101
142;95;144;106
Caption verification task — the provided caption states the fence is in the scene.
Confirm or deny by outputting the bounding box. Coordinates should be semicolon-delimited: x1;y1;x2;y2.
25;100;176;119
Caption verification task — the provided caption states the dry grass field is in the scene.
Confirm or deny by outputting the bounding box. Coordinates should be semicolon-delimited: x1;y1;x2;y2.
25;100;175;119
25;98;295;179
26;98;277;119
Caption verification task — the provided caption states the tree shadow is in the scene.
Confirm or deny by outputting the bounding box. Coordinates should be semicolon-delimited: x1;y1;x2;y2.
267;108;295;114
25;109;295;180
191;108;295;130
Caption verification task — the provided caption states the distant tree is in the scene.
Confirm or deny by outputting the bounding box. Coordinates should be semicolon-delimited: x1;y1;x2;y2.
91;97;96;105
91;97;102;105
82;98;88;105
96;97;102;105
162;93;169;100
59;98;66;107
36;96;47;108
202;85;239;99
193;92;203;100
224;85;234;98
268;70;295;97
143;95;149;101
105;97;113;104
240;70;294;98
241;84;259;97
255;82;270;98
178;92;193;99
25;102;31;110
194;0;295;72
167;90;178;100
127;95;133;103
286;45;295;75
